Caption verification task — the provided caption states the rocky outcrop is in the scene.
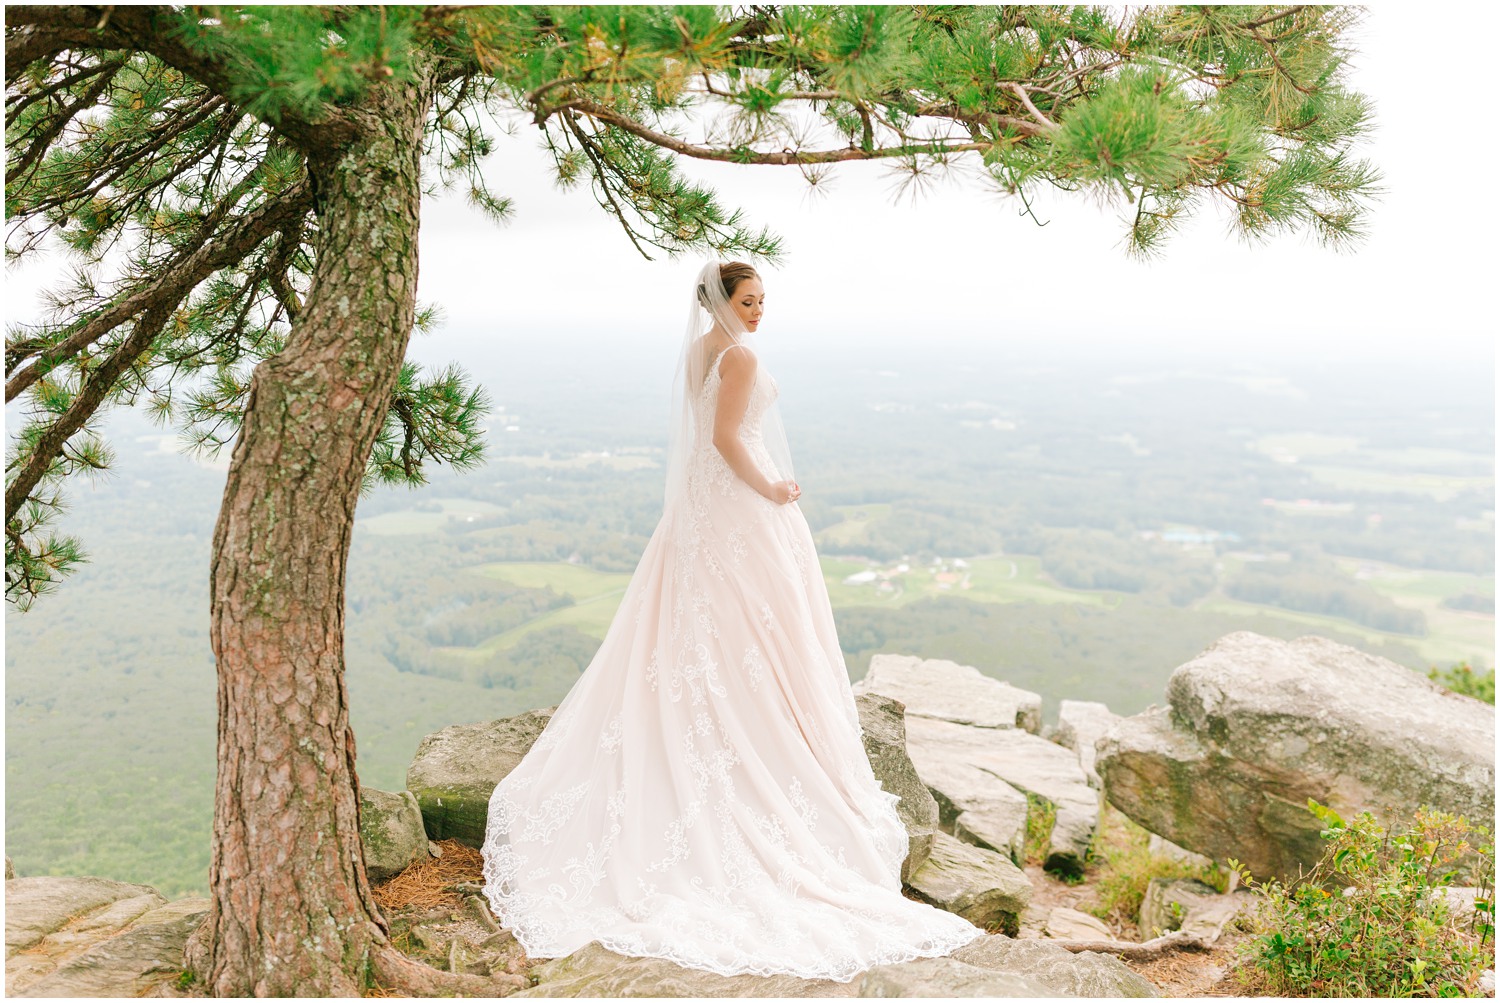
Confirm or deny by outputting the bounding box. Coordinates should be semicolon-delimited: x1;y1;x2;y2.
854;693;941;883
1138;878;1256;942
1055;699;1120;789
853;956;1055;997
512;939;858;997
905;832;1030;934
1097;631;1496;882
946;935;1160;997
5;875;207;997
853;655;1042;733
905;716;1100;875
360;787;431;882
407;707;557;845
511;932;1160;998
906;752;1030;866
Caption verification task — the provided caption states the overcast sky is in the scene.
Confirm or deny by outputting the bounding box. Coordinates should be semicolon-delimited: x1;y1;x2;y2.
6;6;1496;373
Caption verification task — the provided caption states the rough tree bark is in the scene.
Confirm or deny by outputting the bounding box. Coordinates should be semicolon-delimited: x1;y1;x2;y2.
180;55;506;997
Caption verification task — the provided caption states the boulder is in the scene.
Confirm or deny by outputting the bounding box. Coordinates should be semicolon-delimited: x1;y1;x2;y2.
1054;699;1120;789
906;831;1030;935
5;875;208;997
1041;907;1115;941
855;693;941;883
905;716;1100;875
513;940;856;997
1097;631;1496;882
1138;878;1256;942
407;707;556;845
360;787;430;883
905;754;1029;865
949;935;1160;997
853;655;1042;733
854;956;1055;997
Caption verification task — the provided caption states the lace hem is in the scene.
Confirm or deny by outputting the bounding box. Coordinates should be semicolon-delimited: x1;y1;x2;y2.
480;851;986;984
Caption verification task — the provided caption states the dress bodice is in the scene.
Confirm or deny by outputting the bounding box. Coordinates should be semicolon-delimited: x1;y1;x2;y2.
696;346;779;449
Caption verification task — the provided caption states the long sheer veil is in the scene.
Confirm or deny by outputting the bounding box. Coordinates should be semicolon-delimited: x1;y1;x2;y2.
662;259;796;511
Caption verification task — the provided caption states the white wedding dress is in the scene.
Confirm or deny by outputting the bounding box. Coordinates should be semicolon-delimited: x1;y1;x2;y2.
480;345;985;982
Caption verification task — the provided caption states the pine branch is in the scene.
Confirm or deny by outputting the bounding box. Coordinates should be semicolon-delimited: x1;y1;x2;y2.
5;179;313;523
556;97;988;165
7;5;361;150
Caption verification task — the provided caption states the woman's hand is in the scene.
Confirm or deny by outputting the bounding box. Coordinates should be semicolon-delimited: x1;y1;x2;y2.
767;480;801;505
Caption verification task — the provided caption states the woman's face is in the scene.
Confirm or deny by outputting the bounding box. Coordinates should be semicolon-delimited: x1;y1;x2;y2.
729;277;765;332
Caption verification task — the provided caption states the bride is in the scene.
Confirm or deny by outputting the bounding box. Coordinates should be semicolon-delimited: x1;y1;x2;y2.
479;260;985;982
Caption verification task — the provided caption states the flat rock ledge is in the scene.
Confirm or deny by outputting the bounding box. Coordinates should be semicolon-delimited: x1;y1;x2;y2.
513;932;1159;998
5;875;207;998
853;654;1043;733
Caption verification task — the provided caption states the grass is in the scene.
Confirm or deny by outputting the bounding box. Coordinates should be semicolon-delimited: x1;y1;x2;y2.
1084;802;1227;933
1023;792;1057;867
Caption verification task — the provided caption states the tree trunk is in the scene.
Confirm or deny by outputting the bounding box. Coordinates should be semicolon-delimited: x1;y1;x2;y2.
183;64;434;996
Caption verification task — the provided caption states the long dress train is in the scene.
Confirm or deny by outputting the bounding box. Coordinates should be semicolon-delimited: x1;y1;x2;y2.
479;345;985;982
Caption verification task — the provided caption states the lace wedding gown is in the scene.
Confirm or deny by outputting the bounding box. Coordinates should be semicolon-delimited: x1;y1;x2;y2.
480;345;985;981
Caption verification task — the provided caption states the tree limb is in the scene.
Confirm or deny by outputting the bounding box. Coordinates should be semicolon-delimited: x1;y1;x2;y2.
557;98;990;165
5;5;361;150
5;180;313;523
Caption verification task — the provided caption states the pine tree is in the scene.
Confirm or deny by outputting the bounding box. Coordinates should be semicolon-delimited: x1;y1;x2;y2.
4;6;1380;995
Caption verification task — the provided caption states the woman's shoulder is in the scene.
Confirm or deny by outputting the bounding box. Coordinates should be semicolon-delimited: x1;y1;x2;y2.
712;341;757;377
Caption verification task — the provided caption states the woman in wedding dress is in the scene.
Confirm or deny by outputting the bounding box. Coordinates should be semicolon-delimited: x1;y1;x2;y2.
480;260;985;982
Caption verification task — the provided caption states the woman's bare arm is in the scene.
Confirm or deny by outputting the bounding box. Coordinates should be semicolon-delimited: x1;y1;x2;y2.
712;346;780;500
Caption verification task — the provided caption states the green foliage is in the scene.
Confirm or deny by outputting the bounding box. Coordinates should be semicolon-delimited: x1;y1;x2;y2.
1230;800;1495;998
1427;661;1495;705
1088;804;1226;929
1023;791;1056;866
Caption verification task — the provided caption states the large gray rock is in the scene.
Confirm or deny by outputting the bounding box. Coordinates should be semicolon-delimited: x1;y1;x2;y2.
853;655;1042;733
360;787;431;882
5;875;163;959
1042;907;1115;941
906;832;1031;935
1054;699;1121;789
854;956;1056;997
949;935;1161;997
1138;878;1256;942
407;707;556;845
906;716;1100;875
1097;631;1497;882
855;693;941;883
906;754;1029;865
513;940;858;996
5;875;207;997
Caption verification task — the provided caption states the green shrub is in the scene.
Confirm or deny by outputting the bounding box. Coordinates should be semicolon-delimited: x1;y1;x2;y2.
1428;661;1495;705
1230;799;1495;997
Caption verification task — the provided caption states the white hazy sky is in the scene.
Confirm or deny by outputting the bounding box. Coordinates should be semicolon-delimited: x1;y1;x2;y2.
5;6;1497;369
401;4;1497;368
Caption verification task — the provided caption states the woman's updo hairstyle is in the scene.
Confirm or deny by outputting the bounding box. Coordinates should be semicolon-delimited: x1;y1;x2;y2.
696;261;760;307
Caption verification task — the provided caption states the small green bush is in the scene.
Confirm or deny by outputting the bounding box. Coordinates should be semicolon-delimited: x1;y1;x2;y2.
1230;799;1495;997
1428;660;1495;705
